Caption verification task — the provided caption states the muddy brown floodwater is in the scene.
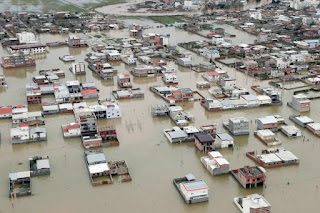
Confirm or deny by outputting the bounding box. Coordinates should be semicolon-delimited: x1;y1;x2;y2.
0;24;320;213
96;0;272;16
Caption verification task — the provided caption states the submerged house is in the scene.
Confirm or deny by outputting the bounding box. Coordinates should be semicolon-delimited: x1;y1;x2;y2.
256;116;279;131
288;94;310;112
234;194;271;213
29;156;50;177
162;73;178;85
215;132;234;148
66;81;83;102
84;150;112;186
74;108;97;136
201;151;230;176
231;166;266;188
12;111;45;126
223;117;250;136
246;147;300;168
98;126;119;147
1;54;36;68
26;84;42;104
88;61;114;79
81;82;99;99
163;126;199;143
173;174;208;204
194;132;215;153
70;61;86;75
61;123;81;138
280;125;302;137
67;36;88;48
254;129;281;146
11;124;47;144
168;105;194;127
9;171;31;198
117;73;132;88
202;98;223;111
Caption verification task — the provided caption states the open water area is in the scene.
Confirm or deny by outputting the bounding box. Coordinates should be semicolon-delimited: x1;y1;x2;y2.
0;22;320;213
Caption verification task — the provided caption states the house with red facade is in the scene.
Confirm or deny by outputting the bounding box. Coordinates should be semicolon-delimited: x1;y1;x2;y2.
26;84;41;104
231;166;266;188
1;54;36;68
256;116;279;131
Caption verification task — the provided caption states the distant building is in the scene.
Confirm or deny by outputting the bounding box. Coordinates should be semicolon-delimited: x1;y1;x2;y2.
212;35;224;45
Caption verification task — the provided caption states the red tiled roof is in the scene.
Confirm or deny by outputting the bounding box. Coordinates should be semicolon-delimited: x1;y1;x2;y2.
207;71;219;76
82;89;98;95
19;123;29;127
0;107;12;114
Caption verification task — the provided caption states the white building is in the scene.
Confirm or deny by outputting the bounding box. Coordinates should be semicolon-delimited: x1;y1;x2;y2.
8;44;46;55
204;98;223;111
202;71;219;82
275;58;290;69
216;133;234;148
16;32;36;44
105;102;122;119
121;55;137;65
177;57;192;67
11;124;30;141
249;10;262;20
257;95;272;105
289;94;311;112
70;62;86;75
201;151;230;175
240;95;260;107
281;125;302;137
61;123;81;138
212;35;224;45
234;194;271;213
162;73;178;84
179;180;208;201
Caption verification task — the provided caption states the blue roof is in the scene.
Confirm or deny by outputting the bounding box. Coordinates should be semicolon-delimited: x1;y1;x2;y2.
304;40;319;43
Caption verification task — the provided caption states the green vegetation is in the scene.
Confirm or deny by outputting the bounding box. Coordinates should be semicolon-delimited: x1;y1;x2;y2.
147;16;184;25
94;34;102;38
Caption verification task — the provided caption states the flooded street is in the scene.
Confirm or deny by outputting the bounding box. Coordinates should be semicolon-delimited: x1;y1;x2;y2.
0;23;320;213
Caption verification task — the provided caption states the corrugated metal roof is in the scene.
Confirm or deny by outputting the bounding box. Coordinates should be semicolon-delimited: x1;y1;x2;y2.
182;180;208;191
86;153;106;165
